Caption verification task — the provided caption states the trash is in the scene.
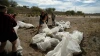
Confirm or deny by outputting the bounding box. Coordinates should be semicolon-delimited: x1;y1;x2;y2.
17;21;34;28
31;33;46;44
37;36;51;51
70;30;83;44
46;30;83;56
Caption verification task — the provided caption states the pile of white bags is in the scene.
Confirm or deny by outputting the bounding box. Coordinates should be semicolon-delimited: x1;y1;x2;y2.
31;20;83;56
46;30;83;56
31;34;60;51
55;20;71;29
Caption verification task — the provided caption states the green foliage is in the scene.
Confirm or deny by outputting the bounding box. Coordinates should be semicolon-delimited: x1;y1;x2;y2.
31;6;42;16
7;7;14;14
65;10;84;15
0;0;10;6
23;6;29;8
76;11;84;15
9;0;17;7
45;8;56;14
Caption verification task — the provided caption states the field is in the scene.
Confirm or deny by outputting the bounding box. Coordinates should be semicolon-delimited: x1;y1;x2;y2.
16;15;100;56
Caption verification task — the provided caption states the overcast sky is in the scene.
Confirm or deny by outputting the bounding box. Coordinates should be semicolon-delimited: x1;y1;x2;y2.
14;0;100;13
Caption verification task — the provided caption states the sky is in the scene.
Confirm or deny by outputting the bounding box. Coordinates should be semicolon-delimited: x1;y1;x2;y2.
13;0;100;13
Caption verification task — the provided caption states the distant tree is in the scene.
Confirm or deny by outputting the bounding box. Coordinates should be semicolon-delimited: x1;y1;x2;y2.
23;6;29;8
70;10;75;15
0;0;10;6
45;8;56;14
9;0;17;7
65;11;71;15
76;11;84;15
31;6;42;15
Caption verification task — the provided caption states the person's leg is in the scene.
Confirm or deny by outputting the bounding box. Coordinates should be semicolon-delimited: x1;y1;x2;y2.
0;41;7;53
11;39;17;52
52;20;54;26
0;41;7;56
11;39;22;56
9;32;19;56
37;25;42;34
10;33;22;56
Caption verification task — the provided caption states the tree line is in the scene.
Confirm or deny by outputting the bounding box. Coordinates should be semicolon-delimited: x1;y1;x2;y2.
0;0;84;16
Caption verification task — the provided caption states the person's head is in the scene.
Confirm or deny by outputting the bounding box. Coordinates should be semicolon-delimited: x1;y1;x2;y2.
41;10;45;15
0;5;7;13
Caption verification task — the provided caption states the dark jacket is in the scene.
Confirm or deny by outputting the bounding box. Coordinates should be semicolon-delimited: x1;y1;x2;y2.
0;12;17;34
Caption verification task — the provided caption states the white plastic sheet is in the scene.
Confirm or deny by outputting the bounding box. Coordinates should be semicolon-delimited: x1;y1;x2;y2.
36;36;60;51
46;30;83;56
40;23;53;35
51;26;60;34
17;21;34;28
31;33;46;44
37;36;51;51
70;30;83;44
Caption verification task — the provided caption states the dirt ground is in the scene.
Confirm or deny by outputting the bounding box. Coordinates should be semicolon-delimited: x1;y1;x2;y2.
16;15;100;56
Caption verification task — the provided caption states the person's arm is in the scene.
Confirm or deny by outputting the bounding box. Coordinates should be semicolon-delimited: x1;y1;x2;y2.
8;15;17;27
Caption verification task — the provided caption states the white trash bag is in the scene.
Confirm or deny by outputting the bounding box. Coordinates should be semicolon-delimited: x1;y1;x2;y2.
63;21;71;29
31;33;46;44
37;36;51;51
46;36;72;56
41;23;52;35
17;21;34;28
70;30;83;44
46;30;83;56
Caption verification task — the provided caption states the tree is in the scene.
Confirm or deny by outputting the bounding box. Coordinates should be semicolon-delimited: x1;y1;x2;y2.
31;6;42;15
23;6;29;8
76;11;84;15
70;10;75;15
0;0;10;6
9;0;17;7
65;11;71;15
45;8;56;14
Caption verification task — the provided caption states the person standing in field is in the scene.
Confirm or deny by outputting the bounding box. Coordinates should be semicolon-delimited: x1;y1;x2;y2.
51;12;56;26
37;10;48;33
0;5;22;56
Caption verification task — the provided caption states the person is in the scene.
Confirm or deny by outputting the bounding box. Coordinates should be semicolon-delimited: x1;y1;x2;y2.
37;10;48;33
51;12;56;26
0;5;21;56
12;13;17;19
